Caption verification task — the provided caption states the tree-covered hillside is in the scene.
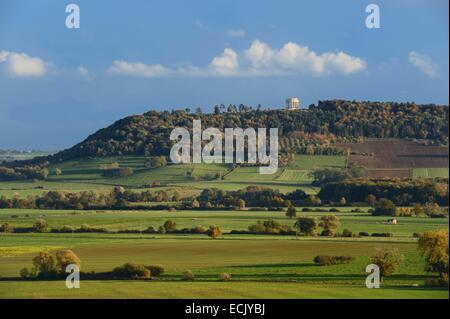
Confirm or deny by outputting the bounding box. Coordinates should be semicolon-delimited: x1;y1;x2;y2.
3;100;450;169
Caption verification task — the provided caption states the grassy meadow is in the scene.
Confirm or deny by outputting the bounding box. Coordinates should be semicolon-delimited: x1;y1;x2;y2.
0;154;448;299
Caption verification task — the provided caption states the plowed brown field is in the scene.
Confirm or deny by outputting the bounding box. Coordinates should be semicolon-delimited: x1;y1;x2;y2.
335;139;448;178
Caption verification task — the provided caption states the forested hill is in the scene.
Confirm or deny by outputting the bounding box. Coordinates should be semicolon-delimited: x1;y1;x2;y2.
7;100;450;166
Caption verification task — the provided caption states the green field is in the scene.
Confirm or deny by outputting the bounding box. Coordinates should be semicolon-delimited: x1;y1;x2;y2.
0;154;448;299
1;281;447;299
0;230;448;299
0;208;447;236
413;168;449;178
0;155;347;198
0;207;448;299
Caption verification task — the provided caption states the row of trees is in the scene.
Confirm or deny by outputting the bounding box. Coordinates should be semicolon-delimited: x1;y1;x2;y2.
318;178;448;206
0;166;48;181
1;182;448;211
311;166;368;186
373;199;447;218
197;186;309;208
0;187;182;210
1;219;223;239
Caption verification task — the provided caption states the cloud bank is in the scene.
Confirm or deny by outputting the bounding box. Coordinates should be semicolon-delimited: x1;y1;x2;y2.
109;40;367;78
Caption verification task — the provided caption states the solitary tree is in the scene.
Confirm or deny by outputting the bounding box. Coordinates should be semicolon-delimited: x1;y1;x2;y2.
207;225;222;239
238;199;246;210
418;229;449;285
286;204;297;219
294;217;317;236
33;219;49;233
55;249;81;273
32;251;57;278
319;214;340;236
163;220;177;233
369;248;404;282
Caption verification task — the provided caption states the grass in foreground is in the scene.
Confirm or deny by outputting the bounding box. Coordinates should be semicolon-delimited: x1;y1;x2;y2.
0;281;447;299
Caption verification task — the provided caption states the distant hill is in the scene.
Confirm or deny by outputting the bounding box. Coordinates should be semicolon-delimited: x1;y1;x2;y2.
4;100;450;168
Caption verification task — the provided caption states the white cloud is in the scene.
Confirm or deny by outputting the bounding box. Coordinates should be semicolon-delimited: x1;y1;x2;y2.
408;51;439;78
0;50;47;77
209;48;239;76
109;60;171;77
226;29;246;38
245;40;275;69
107;40;366;78
245;40;366;76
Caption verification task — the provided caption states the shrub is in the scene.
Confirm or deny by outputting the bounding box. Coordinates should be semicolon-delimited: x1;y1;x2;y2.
219;273;231;281
193;225;207;234
369;248;404;281
75;224;108;233
207;225;222;239
413;232;422;238
157;226;166;234
163;220;177;233
248;222;267;233
19;267;35;279
145;265;165;277
371;232;393;237
143;226;156;234
313;255;355;266
112;262;151;279
101;167;133;178
33;219;49;233
319;215;340;237
0;222;12;233
372;199;397;216
182;270;195;281
59;226;74;233
341;229;354;237
359;231;370;237
424;278;449;287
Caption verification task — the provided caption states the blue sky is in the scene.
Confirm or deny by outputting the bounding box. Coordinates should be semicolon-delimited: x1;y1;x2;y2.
0;0;448;150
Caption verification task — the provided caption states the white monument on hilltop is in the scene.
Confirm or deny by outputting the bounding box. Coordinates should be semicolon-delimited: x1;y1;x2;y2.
285;97;300;110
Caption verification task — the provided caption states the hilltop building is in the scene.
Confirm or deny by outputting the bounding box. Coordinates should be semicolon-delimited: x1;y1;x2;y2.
286;97;300;110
